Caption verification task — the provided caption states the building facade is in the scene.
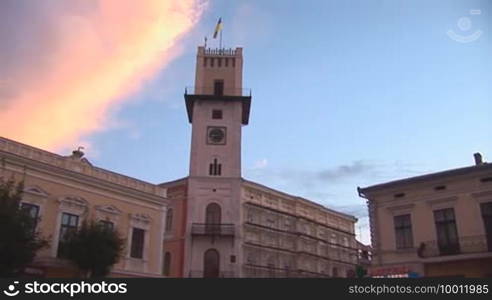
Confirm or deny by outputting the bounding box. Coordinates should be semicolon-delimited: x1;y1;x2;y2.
161;46;358;278
0;137;169;278
358;154;492;277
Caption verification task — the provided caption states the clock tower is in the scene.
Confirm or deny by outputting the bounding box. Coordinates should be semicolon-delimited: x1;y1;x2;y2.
185;46;251;178
182;46;251;277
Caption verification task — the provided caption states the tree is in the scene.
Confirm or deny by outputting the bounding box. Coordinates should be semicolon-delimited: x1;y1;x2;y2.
0;178;48;277
64;221;125;278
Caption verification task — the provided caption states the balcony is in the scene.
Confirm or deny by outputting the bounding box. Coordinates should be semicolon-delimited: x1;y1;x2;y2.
185;86;251;97
184;86;252;125
188;270;235;278
418;235;491;258
191;223;235;237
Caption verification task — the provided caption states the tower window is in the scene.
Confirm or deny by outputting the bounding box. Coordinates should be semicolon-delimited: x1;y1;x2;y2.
210;58;214;67
212;110;223;119
218;58;222;67
203;57;208;67
232;58;236;67
209;158;222;176
214;80;224;96
225;58;229;67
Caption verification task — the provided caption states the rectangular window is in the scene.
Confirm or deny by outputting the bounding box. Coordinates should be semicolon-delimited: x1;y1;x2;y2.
21;203;39;231
212;109;223;119
130;228;145;259
481;202;492;251
434;208;460;255
57;213;79;258
394;214;413;249
99;220;114;231
214;80;224;96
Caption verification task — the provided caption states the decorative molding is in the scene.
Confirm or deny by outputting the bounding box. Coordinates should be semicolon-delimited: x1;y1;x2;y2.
24;185;49;198
426;196;458;208
95;204;122;216
129;213;152;229
471;190;492;200
58;195;89;215
386;203;415;213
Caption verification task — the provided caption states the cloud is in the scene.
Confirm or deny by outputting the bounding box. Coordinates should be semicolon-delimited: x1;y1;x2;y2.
251;158;268;170
317;160;375;181
269;160;376;185
0;0;207;151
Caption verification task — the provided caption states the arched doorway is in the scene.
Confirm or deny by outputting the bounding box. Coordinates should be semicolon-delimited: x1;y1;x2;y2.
203;249;220;278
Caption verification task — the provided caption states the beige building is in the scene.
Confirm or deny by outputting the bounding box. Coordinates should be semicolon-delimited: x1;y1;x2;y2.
160;46;359;278
242;180;358;278
358;153;492;277
0;137;169;278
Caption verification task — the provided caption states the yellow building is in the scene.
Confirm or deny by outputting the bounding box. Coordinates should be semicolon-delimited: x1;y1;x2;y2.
358;153;492;277
0;137;169;278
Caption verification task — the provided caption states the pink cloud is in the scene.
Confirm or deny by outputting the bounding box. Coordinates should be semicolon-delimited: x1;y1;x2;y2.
0;0;206;151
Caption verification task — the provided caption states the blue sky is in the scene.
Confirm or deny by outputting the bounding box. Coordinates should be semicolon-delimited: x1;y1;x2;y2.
80;0;491;244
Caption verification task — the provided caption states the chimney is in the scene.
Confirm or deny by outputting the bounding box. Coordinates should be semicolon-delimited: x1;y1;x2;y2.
473;152;483;165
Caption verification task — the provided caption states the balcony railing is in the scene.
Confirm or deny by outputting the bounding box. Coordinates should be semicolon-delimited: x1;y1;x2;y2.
185;86;251;97
188;270;235;278
191;223;235;237
418;235;491;258
204;48;237;56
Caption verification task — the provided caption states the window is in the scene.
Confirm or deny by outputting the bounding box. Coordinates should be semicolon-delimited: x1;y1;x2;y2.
203;57;208;67
21;203;39;232
99;220;114;231
130;228;145;259
394;214;413;249
163;252;171;276
434;208;460;255
212;109;223;119
209;158;222;176
218;58;222;67
205;203;221;234
214;80;224;96
165;209;173;232
480;202;492;251
57;213;79;258
332;267;339;277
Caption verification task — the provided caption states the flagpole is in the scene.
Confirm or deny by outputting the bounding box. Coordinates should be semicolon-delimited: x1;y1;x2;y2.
220;29;223;50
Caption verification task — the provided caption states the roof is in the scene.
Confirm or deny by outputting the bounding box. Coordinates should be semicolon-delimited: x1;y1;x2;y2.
242;178;357;221
358;162;492;194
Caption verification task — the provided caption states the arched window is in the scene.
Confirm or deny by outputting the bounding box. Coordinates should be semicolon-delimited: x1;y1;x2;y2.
203;249;220;278
163;252;171;276
165;209;173;232
205;203;221;234
206;203;221;224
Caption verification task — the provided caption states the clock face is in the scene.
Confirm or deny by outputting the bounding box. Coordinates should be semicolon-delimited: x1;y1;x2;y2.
207;127;226;144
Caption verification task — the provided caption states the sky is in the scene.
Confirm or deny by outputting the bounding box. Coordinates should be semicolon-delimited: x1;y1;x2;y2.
1;0;491;245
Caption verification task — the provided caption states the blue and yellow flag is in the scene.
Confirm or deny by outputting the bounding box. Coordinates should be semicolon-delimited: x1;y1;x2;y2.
213;18;222;39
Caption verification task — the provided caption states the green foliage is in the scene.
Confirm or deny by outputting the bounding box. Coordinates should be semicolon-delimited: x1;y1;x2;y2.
0;178;48;277
356;265;368;278
65;220;125;278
